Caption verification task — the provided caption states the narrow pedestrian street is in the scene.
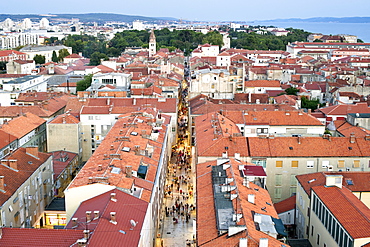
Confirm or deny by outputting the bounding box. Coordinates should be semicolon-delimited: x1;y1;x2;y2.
156;62;196;247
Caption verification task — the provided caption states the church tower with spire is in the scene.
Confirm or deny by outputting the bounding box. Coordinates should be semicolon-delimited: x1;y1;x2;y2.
149;29;156;57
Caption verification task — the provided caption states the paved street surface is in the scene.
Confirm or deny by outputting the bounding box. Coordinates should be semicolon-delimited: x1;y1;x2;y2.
156;64;195;247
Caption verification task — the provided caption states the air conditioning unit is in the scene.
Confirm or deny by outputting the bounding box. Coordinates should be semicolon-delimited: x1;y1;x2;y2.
327;165;333;171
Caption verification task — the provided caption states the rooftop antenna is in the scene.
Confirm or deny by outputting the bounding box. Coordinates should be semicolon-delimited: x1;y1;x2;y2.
130;219;138;230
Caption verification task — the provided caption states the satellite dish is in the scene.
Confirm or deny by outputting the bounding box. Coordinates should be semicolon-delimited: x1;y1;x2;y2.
130;219;138;230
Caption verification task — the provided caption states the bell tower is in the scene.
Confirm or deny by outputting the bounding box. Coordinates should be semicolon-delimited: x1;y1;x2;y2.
149;29;156;57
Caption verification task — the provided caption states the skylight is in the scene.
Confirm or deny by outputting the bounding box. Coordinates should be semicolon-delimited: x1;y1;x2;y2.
111;167;121;174
131;132;138;136
122;147;130;152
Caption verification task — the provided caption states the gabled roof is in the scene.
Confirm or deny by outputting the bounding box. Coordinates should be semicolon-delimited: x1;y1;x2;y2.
274;195;296;214
0;147;51;205
50;150;78;180
197;158;289;247
296;171;370;196
319;103;370;116
0;113;46;138
0;228;84;247
248;136;370;157
66;188;148;246
49;113;80;124
312;185;370;239
245;80;281;88
0;130;17;150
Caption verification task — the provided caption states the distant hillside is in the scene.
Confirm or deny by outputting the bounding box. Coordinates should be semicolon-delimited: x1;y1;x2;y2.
260;17;370;23
0;13;178;23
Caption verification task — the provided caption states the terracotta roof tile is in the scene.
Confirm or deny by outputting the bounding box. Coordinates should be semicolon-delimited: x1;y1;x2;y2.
0;228;84;246
0;112;46;138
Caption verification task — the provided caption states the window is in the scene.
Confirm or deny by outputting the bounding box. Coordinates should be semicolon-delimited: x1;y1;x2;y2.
88;116;93;120
317;234;320;245
291;160;298;168
290;187;296;196
252;159;266;168
275;174;282;186
290;174;297;186
338;160;345;168
353;160;360;168
276;161;283;168
257;128;268;134
307;160;314;168
274;187;282;199
311;225;314;236
322;160;329;168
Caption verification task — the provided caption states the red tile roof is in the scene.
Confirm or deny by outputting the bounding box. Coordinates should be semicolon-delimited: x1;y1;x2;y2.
0;228;84;246
0;130;17;150
274;195;296;214
245;80;281;87
312;186;370;239
320;102;370;116
197;158;289;247
248;136;370;157
50;150;78;180
0;113;46;138
49;113;80;124
0;147;51;205
66;188;148;246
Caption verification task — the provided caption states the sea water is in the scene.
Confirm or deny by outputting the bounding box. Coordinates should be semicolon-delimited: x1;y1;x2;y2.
247;21;370;42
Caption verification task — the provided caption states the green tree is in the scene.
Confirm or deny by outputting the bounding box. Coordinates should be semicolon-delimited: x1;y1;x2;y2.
58;48;71;61
301;97;323;110
285;87;299;95
33;54;46;64
89;52;109;66
202;31;224;47
52;51;59;63
76;74;93;91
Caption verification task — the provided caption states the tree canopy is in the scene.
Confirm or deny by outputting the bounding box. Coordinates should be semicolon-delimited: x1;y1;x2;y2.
76;74;93;91
33;54;45;64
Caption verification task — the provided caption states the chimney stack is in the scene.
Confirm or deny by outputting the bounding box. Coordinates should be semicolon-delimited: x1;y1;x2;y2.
0;176;5;191
1;160;8;167
126;166;132;178
98;165;102;171
26;147;38;158
83;230;90;240
94;211;100;220
350;133;355;143
110;193;117;202
248;194;255;204
86;211;91;222
9;160;17;170
110;212;117;224
77;239;87;247
259;238;268;247
72;217;78;228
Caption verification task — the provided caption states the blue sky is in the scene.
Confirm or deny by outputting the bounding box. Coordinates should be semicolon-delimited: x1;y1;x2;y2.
2;0;370;21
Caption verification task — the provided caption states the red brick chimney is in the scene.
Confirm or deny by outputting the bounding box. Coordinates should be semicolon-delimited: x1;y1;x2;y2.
26;147;38;158
350;133;355;143
0;176;4;191
9;160;17;170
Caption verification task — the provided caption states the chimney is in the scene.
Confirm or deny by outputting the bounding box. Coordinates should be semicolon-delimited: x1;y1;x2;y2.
110;212;117;224
239;238;248;247
110;192;117;202
93;211;100;220
248;194;255;204
62;116;66;124
86;211;91;222
308;108;312;115
107;98;110;106
1;160;8;167
83;230;90;240
9;160;17;170
77;239;87;247
0;176;4;191
98;165;102;171
259;238;268;247
72;217;78;228
126;166;132;178
350;133;355;143
298;136;301;144
0;227;2;239
26;147;38;158
133;98;136;106
88;177;93;184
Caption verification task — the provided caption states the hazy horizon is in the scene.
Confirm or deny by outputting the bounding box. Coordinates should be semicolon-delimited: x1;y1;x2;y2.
2;0;370;22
